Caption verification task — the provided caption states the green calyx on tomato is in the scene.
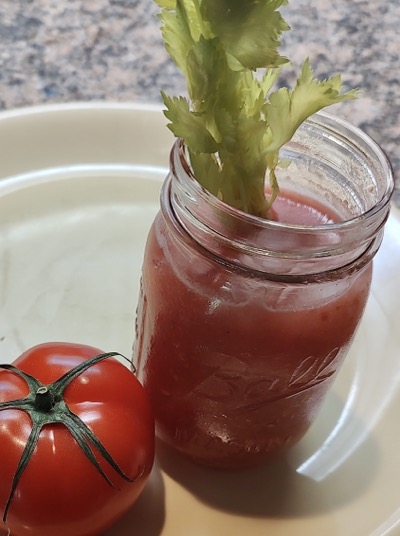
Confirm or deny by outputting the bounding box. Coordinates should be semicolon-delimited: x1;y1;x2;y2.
0;351;141;525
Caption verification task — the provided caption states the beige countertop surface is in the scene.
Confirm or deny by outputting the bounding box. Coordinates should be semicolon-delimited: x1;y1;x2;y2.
0;0;399;202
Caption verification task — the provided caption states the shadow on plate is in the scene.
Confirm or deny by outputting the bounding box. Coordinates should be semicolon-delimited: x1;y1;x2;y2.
156;391;380;519
101;461;165;536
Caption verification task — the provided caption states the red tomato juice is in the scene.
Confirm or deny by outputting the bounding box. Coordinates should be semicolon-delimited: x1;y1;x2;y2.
134;190;372;468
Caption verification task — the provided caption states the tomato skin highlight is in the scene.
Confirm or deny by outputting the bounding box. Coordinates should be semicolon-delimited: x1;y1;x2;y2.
0;342;155;536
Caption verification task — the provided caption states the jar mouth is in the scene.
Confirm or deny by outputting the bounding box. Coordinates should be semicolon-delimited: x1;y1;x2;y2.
175;110;394;234
170;110;394;275
163;176;383;283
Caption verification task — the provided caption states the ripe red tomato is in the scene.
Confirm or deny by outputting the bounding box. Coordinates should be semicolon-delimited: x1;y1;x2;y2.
0;342;155;536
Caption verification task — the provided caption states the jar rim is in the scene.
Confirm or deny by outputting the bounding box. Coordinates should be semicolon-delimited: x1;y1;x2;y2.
175;110;394;234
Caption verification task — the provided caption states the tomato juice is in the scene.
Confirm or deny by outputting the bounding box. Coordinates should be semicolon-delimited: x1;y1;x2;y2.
269;191;338;225
134;189;372;469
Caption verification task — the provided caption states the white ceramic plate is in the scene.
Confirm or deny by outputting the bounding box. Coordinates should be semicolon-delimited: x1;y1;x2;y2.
0;102;399;536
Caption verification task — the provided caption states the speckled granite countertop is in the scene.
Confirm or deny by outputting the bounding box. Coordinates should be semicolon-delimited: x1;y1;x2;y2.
0;0;399;201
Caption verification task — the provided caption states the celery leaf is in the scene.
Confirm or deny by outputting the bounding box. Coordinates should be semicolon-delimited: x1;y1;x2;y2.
154;0;176;8
155;1;359;217
162;92;219;153
264;60;359;152
201;0;290;69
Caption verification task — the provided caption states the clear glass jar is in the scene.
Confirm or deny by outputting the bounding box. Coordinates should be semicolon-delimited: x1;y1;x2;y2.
133;111;394;469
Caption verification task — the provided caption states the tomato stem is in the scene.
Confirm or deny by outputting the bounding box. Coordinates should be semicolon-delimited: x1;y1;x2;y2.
34;386;55;413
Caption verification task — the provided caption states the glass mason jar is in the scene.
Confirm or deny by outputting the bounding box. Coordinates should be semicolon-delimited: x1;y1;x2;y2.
133;111;394;469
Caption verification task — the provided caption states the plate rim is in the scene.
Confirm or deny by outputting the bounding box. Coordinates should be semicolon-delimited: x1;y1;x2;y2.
0;100;399;536
0;100;165;122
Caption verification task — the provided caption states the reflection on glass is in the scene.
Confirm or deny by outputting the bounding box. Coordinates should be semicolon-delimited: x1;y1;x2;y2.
297;212;400;481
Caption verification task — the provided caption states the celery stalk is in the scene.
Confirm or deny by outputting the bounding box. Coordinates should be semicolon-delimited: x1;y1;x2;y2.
156;0;358;217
